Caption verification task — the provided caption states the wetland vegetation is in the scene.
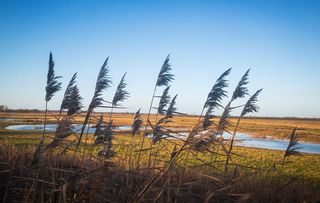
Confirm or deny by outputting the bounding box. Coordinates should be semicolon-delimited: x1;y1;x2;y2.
0;53;319;202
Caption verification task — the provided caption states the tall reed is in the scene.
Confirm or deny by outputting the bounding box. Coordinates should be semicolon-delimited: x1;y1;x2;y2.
74;58;111;160
136;55;174;168
58;73;77;120
32;52;62;166
224;88;262;172
281;127;301;169
211;69;250;165
9;54;313;203
109;72;129;120
101;73;129;160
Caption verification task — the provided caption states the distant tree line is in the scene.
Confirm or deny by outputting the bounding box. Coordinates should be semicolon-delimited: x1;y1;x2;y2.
0;105;8;111
0;105;41;113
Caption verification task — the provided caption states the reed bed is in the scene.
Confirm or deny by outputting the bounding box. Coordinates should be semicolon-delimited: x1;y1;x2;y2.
0;53;319;203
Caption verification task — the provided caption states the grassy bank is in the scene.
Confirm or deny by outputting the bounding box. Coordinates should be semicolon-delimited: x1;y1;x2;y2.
1;139;320;202
1;113;320;182
1;125;320;180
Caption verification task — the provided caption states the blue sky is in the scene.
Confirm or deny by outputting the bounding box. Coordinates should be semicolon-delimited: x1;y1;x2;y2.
0;0;319;117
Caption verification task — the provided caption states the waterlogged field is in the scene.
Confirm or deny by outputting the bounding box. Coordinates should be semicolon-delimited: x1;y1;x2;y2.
1;112;320;142
1;112;320;202
1;111;320;180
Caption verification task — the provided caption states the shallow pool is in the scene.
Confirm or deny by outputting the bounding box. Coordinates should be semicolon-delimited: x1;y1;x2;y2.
5;124;320;154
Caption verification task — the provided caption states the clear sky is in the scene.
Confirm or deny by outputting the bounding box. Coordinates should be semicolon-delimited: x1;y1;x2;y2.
0;0;319;117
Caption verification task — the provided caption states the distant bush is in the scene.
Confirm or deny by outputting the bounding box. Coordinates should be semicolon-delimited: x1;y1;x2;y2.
0;105;8;112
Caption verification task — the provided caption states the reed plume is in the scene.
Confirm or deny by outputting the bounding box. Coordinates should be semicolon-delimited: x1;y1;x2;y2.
59;73;77;116
45;119;73;150
98;73;129;160
74;58;112;157
225;89;262;172
151;117;171;144
45;52;62;102
89;58;112;111
280;128;301;170
240;89;263;117
187;69;231;156
284;128;301;158
147;94;176;166
94;114;105;137
217;69;250;133
87;114;105;157
109;73;129;120
45;85;83;151
203;68;231;111
166;94;178;119
96;120;115;159
33;52;62;166
231;69;250;101
192;135;215;152
146;70;175;167
129;109;144;167
212;69;250;171
157;86;171;115
202;107;214;130
132;109;143;136
217;104;232;132
136;55;174;167
112;73;129;107
196;68;231;139
67;85;83;116
156;55;174;87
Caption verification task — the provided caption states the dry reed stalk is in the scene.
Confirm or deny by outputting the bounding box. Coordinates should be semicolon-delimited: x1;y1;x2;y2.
136;55;174;168
224;89;262;173
74;58;111;163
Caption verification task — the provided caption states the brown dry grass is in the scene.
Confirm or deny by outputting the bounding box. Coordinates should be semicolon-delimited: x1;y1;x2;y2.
0;142;320;203
1;111;320;202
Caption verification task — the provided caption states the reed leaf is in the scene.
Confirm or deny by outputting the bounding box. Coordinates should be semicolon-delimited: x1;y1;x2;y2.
156;55;174;87
132;109;143;136
166;94;178;118
45;52;62;102
112;73;129;106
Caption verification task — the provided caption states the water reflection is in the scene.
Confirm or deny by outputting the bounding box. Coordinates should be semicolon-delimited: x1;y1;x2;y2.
5;124;320;154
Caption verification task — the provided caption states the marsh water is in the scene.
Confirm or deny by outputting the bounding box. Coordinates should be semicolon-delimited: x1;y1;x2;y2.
4;123;320;154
